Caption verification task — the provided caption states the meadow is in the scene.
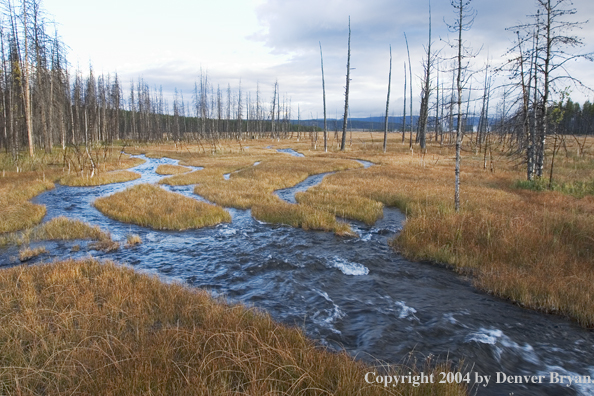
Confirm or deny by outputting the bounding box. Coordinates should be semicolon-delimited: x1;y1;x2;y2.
0;131;593;394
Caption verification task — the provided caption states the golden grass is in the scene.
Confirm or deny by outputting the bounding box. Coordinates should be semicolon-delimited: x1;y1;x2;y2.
94;184;231;230
60;170;141;186
160;156;266;185
0;177;55;233
126;233;142;247
18;245;47;262
195;156;361;209
4;135;594;326
0;148;145;233
252;200;355;236
296;184;384;225
284;132;594;327
155;164;191;175
0;259;466;395
1;216;114;247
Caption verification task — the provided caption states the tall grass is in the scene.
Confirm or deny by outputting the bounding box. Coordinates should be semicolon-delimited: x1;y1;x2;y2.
94;184;231;230
0;259;466;395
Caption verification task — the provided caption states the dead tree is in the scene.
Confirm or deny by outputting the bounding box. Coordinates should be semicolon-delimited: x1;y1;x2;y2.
447;0;476;212
341;17;351;151
319;41;327;152
418;1;434;152
383;46;392;153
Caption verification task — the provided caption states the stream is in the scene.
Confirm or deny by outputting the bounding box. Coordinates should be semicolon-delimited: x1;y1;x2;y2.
1;153;594;396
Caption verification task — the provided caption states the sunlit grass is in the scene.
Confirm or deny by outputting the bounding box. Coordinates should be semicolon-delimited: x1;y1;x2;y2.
0;148;145;233
155;164;191;175
1;216;115;248
126;233;142;247
94;184;231;230
0;178;55;233
252;200;355;236
195;156;361;209
18;245;47;262
0;259;466;395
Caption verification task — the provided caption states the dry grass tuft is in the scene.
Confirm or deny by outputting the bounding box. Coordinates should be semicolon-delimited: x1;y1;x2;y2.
155;164;191;175
252;200;355;236
94;184;231;230
18;245;47;262
60;170;141;186
0;259;466;395
126;233;142;247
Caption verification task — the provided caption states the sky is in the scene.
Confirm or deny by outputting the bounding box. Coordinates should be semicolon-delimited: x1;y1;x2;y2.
42;0;594;119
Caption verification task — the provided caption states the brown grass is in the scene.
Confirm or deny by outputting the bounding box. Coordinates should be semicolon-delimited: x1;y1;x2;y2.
60;170;141;186
126;233;142;247
18;245;47;262
0;259;466;395
94;183;231;230
4;135;594;327
285;132;594;327
194;156;360;209
1;216;115;247
155;164;191;175
252;200;355;236
0;148;145;233
0;177;55;233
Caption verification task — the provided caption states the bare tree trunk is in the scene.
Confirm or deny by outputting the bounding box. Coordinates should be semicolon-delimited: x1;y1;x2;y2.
341;17;351;151
405;32;413;150
418;2;432;151
383;46;392;153
320;42;327;152
402;61;407;143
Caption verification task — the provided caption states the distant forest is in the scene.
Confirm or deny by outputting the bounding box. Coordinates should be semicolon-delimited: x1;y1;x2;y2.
0;0;592;170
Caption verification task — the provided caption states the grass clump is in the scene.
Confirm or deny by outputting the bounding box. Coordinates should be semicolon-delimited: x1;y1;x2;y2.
252;200;355;236
0;259;466;395
126;233;142;247
0;178;54;233
18;245;47;262
296;187;384;225
94;183;231;230
155;164;191;175
1;216;115;248
60;170;141;186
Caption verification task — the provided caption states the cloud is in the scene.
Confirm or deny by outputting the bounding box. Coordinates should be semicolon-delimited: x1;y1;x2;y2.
249;0;594;118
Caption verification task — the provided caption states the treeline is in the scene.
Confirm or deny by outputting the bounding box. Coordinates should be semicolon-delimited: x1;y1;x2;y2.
0;0;309;165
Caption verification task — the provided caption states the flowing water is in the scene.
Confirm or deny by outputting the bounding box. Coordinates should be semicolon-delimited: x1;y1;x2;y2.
2;154;594;396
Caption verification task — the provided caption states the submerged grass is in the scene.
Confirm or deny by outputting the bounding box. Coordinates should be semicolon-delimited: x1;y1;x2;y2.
60;170;141;186
0;259;466;395
94;183;231;230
